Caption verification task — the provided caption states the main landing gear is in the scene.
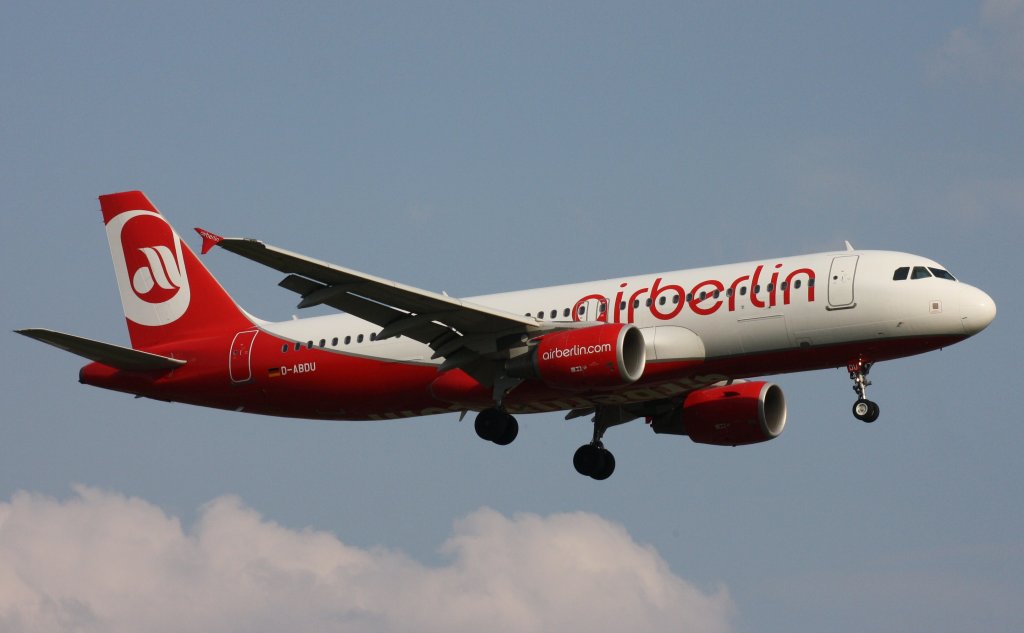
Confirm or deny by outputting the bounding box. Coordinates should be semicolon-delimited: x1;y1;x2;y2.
574;420;616;480
474;407;519;445
848;359;880;423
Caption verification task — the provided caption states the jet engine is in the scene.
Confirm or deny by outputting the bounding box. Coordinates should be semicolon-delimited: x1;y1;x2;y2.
650;381;787;446
507;323;646;390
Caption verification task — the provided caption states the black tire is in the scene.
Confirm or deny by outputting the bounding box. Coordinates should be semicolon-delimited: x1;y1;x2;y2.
853;399;880;423
591;449;616;480
864;401;880;423
574;444;599;477
474;408;501;441
493;413;519;446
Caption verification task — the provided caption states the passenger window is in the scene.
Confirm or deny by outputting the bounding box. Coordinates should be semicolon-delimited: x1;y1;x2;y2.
344;336;351;345
659;296;667;305
672;295;679;304
525;312;531;317
633;299;640;308
713;290;720;299
319;339;326;348
780;281;788;291
577;306;585;316
793;280;801;289
619;301;626;310
740;287;747;296
912;266;932;279
726;288;733;297
550;309;557;319
645;298;652;307
370;332;377;341
563;308;570;317
599;302;607;313
332;337;339;346
893;267;909;281
699;291;707;301
929;267;957;281
306;341;313;349
281;344;289;353
808;278;815;287
754;285;761;294
686;293;693;302
357;334;364;343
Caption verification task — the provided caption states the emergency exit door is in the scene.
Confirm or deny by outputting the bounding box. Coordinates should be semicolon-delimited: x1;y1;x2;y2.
229;330;259;383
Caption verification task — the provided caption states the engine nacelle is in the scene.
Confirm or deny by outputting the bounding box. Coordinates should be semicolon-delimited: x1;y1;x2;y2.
650;381;787;446
507;323;646;390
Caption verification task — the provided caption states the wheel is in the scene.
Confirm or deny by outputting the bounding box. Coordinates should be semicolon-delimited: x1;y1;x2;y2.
475;408;518;445
492;413;519;446
475;408;501;440
574;444;600;476
864;401;880;423
852;399;880;423
591;448;615;480
573;444;616;480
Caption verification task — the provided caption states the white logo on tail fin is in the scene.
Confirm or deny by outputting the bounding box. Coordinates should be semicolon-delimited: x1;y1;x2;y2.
106;210;191;326
132;246;184;295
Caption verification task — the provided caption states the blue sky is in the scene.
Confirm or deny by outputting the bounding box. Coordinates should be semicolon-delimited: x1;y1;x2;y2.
2;2;1022;632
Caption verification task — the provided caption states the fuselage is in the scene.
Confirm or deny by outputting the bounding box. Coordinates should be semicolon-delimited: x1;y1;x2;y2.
80;249;996;420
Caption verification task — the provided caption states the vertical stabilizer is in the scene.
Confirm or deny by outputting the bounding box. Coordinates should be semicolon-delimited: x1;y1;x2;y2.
100;190;253;349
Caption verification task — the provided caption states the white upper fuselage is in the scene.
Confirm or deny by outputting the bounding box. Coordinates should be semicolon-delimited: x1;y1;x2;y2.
259;249;996;375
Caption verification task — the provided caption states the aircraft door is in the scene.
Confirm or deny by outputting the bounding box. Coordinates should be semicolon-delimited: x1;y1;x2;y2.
827;255;859;309
229;329;259;384
574;296;609;322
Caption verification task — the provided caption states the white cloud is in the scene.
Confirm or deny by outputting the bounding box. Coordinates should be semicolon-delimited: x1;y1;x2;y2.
932;0;1024;84
0;486;734;633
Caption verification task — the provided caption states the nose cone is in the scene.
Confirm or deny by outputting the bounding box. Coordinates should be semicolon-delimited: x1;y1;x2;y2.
960;285;996;335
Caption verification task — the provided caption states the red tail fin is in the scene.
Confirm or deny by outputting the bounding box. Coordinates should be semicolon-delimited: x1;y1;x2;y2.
100;190;253;349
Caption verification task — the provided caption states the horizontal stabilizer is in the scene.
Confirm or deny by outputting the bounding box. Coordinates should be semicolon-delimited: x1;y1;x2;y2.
16;328;186;372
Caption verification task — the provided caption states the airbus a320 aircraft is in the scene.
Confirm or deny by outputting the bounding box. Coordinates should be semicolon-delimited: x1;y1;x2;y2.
19;191;996;479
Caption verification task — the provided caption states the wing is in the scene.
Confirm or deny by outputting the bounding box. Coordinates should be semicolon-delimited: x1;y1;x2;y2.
196;229;563;387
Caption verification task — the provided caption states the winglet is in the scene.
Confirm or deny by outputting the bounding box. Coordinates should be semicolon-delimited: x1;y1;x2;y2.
844;240;855;252
194;227;224;255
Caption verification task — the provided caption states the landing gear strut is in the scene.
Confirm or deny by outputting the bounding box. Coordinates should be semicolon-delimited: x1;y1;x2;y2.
574;421;615;480
475;407;519;445
848;359;880;423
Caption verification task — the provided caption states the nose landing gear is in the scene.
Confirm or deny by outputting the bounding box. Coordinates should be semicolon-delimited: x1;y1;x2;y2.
848;359;880;423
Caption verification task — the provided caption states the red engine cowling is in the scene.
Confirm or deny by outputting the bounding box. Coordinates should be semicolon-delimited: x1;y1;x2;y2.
507;323;646;390
651;381;787;446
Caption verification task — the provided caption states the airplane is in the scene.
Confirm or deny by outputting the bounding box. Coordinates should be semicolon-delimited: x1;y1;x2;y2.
18;191;996;480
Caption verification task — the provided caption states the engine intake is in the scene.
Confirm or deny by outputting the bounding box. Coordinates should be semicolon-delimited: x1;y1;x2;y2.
507;323;646;390
651;381;787;446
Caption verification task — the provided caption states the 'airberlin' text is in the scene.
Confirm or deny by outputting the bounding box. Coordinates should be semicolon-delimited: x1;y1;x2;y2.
571;263;816;323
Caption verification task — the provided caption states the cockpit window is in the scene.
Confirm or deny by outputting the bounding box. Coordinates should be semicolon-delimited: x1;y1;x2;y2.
893;267;909;281
911;266;932;279
929;267;957;281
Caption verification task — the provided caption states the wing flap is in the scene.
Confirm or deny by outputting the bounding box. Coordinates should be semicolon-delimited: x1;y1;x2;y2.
17;328;186;372
278;274;456;347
